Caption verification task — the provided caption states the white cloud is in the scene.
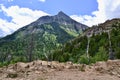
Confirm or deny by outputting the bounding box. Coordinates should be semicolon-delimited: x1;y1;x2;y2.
71;0;120;27
38;0;46;2
0;5;49;37
8;0;13;2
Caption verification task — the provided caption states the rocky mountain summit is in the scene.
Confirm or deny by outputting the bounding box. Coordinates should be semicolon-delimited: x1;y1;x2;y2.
0;60;120;80
31;11;88;31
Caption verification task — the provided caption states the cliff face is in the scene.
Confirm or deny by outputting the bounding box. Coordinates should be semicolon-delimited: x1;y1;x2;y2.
84;18;120;37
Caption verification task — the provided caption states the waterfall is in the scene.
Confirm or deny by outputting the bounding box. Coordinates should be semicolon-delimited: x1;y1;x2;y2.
86;31;93;63
108;30;114;60
43;44;49;61
86;37;90;62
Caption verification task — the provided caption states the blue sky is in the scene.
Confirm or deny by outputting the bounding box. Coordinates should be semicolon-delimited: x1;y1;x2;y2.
0;0;120;37
0;0;98;16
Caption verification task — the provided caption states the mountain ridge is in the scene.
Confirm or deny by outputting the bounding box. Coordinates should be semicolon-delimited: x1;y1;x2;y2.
30;11;88;31
49;18;120;64
83;18;120;37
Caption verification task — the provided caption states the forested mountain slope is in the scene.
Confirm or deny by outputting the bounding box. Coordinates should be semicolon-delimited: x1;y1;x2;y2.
0;11;88;66
50;18;120;64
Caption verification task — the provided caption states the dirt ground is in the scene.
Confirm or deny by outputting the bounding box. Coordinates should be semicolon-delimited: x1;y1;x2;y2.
0;60;120;80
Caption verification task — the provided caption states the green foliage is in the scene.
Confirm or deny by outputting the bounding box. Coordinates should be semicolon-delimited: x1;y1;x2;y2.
111;22;120;59
0;22;79;66
60;25;79;37
89;32;108;57
50;22;120;64
44;24;53;30
0;20;120;66
78;55;89;64
90;46;108;63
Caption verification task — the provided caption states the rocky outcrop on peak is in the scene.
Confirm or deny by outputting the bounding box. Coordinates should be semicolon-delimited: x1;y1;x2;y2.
31;11;88;31
83;18;120;37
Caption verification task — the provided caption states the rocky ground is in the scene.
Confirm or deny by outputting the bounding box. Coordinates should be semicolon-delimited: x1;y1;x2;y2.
0;60;120;80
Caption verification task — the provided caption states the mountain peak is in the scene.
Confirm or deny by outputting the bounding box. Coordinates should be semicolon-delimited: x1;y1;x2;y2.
58;11;66;15
56;11;69;18
31;11;88;31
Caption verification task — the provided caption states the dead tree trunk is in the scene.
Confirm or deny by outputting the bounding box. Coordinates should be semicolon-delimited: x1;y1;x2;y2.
26;34;35;62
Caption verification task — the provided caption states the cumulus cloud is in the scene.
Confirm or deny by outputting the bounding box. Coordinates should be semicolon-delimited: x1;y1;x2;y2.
0;5;49;37
71;0;120;27
38;0;46;2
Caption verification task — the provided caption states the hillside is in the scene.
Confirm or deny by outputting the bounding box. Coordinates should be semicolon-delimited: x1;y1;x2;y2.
84;18;120;36
0;60;120;80
0;11;88;66
49;18;120;64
